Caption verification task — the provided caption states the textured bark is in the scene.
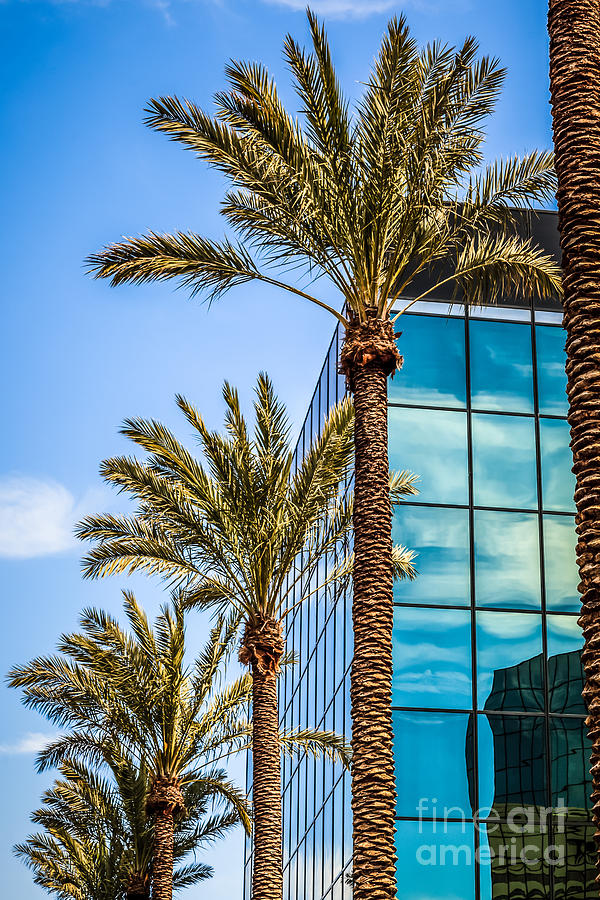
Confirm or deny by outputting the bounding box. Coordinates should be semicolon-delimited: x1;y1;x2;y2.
340;312;400;900
126;872;150;900
549;0;600;884
147;776;185;900
240;618;284;900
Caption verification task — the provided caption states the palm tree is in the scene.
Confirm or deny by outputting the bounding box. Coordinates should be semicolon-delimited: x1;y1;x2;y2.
71;376;415;900
10;588;351;900
548;0;600;879
84;14;560;897
16;753;236;900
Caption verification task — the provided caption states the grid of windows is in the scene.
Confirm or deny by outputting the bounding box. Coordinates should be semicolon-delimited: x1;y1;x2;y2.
245;290;589;900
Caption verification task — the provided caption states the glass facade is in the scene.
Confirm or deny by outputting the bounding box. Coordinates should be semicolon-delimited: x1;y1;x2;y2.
245;218;588;900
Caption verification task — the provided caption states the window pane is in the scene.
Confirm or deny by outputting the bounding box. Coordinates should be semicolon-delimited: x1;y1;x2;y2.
552;823;597;899
540;418;576;512
547;615;585;715
536;324;568;416
392;506;470;607
389;313;466;408
543;515;579;611
474;510;541;609
477;612;544;710
479;821;551;900
396;821;475;900
472;414;538;509
394;711;473;818
478;714;547;814
392;607;472;710
470;320;534;413
550;717;592;814
389;407;468;504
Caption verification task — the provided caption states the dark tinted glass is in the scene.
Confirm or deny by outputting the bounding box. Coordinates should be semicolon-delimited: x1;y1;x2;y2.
550;717;592;813
474;510;541;609
395;821;475;900
479;821;552;900
540;418;576;512
389;406;468;504
547;615;585;715
392;505;470;606
394;711;473;817
389;313;467;408
552;823;597;898
476;612;544;710
543;515;579;611
536;324;568;416
392;606;472;710
478;714;547;814
470;320;534;413
472;413;538;509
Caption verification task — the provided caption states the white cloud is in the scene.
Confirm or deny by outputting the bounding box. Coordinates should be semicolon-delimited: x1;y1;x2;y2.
0;732;57;755
261;0;470;16
0;476;107;559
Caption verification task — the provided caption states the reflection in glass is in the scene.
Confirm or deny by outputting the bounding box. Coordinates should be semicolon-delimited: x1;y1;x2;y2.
536;324;568;416
477;612;544;710
552;823;597;899
389;407;468;504
550;718;592;813
544;515;579;611
547;616;585;714
472;414;537;509
474;510;541;609
392;607;471;709
540;418;576;512
395;821;475;900
477;714;547;815
479;821;551;900
393;711;473;818
470;320;534;413
389;313;466;408
392;506;469;606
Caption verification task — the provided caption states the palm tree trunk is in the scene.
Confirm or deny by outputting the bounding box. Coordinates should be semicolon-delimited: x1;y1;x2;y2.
341;311;401;900
239;618;284;900
147;777;185;900
548;0;600;882
126;871;150;900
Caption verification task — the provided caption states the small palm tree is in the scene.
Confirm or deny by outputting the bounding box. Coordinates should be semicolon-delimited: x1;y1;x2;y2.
16;753;235;900
86;13;561;898
548;0;600;879
10;588;351;900
72;377;415;900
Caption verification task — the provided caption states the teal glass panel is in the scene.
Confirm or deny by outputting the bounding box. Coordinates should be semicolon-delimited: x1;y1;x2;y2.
470;320;534;413
544;515;579;611
547;615;585;715
392;506;470;607
396;821;475;900
394;711;473;818
536;324;568;416
389;313;466;408
389;406;468;504
550;717;592;813
474;510;541;609
472;413;537;509
540;418;576;512
479;821;551;900
478;714;547;815
392;607;472;710
476;612;544;710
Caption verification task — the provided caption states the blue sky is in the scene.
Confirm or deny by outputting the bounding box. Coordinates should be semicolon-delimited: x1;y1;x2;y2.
1;0;553;897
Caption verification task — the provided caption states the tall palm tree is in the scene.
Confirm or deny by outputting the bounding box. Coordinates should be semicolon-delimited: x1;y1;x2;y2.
548;0;600;879
10;588;350;900
84;14;560;897
72;377;415;900
16;753;236;900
